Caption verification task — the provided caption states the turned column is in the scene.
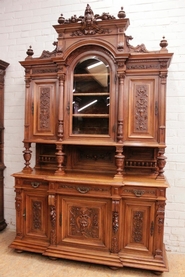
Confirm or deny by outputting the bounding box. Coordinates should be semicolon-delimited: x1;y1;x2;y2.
57;73;65;142
117;71;125;143
156;148;166;179
114;146;125;178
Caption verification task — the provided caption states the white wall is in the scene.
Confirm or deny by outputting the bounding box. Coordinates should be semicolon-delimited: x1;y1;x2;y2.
0;0;185;253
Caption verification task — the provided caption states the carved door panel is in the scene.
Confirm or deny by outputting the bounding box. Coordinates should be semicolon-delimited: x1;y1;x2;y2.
124;77;158;143
121;199;155;257
29;80;58;141
58;196;111;251
23;190;50;241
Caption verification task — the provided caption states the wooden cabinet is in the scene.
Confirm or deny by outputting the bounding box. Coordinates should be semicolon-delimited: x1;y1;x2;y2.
0;59;9;231
10;5;173;274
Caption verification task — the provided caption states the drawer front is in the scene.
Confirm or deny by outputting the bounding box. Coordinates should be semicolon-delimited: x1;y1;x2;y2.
121;186;157;199
17;178;48;190
56;182;111;197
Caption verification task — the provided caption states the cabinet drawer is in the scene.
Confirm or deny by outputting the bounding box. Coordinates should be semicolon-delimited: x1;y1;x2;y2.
21;179;48;190
57;182;111;197
121;186;157;199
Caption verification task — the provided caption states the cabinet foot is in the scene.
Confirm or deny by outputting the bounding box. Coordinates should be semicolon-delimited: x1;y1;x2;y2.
49;256;58;261
153;271;163;275
109;266;119;270
15;249;23;253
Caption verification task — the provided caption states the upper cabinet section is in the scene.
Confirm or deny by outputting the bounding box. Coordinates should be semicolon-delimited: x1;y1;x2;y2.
20;4;173;146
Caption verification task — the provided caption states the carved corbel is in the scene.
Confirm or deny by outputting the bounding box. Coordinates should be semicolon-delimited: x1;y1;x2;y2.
159;72;168;84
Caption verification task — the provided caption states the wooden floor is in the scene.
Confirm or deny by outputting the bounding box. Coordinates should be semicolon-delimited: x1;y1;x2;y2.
0;228;185;277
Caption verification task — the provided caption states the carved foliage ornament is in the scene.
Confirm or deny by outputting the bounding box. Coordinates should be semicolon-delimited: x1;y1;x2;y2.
32;201;41;230
132;211;144;243
135;85;148;132
58;4;117;36
39;87;50;130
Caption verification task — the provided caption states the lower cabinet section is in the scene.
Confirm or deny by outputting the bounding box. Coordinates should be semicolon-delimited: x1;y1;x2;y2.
9;173;169;273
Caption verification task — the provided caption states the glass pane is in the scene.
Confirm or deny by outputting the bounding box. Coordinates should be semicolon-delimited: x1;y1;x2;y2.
72;56;110;135
73;95;109;114
72;117;109;134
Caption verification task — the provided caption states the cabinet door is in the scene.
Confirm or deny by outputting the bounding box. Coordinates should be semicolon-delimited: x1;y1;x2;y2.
122;200;155;257
23;190;49;241
29;80;58;141
58;196;111;251
64;50;117;142
124;77;158;143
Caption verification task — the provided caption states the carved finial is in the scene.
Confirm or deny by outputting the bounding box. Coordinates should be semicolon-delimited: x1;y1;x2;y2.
160;36;168;52
58;14;65;24
118;7;126;19
26;46;34;57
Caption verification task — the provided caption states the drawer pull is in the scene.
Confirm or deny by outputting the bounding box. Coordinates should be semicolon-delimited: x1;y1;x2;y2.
76;186;90;194
31;182;40;188
133;189;145;197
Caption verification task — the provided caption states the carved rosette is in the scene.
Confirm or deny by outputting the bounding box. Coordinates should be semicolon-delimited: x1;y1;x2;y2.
69;206;99;238
134;85;148;132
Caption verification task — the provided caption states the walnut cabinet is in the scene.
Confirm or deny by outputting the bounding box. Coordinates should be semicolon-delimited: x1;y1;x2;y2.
10;5;173;274
0;59;9;231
